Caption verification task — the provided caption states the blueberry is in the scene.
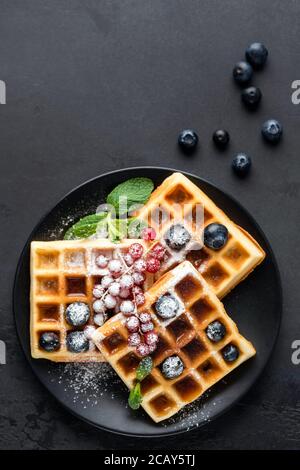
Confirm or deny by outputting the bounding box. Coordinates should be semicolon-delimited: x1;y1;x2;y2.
212;129;230;149
241;86;262;109
66;331;89;353
155;294;179;319
65;302;90;326
261;119;283;144
245;42;268;69
178;129;198;152
206;321;226;342
204;223;228;250
164;224;191;251
233;61;253;84
39;332;60;352
222;343;239;362
232;153;252;177
161;355;184;379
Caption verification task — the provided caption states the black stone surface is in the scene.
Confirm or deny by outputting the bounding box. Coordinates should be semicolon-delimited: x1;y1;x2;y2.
0;0;299;450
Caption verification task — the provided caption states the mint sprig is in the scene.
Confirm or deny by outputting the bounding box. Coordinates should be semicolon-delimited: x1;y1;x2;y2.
128;357;153;411
63;177;153;242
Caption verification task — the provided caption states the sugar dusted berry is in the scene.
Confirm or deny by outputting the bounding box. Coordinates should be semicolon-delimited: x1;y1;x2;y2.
120;274;134;289
120;300;135;315
133;258;147;273
144;331;158;346
93;299;105;314
126;316;140;333
135;293;145;306
140;321;154;333
141;227;156;241
39;332;60;352
148;343;158;353
119;287;131;299
96;254;108;268
92;284;104;299
132;271;145;286
128;332;142;347
155;294;179;319
108;281;121;297
146;256;160;273
84;325;96;340
104;294;117;309
94;312;107;326
129;243;144;259
139;312;152;323
136;342;150;357
108;259;123;277
132;285;143;296
66;331;89;353
65;302;90;326
161;355;184;379
101;275;114;289
150;243;165;260
124;253;134;266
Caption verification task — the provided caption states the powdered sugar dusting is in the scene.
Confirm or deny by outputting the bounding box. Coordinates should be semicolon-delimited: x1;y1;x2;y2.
48;362;122;407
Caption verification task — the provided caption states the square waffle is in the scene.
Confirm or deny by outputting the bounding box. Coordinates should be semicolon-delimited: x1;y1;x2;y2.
136;172;265;298
30;239;151;362
93;261;256;422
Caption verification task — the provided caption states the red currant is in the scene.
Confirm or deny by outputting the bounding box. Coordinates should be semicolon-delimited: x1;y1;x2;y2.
144;331;159;346
148;343;157;353
141;227;156;241
135;293;145;306
139;312;152;323
140;321;154;333
128;332;141;347
133;258;147;273
126;316;140;333
136;342;150;357
129;243;144;259
146;255;161;273
150;243;165;260
132;271;145;286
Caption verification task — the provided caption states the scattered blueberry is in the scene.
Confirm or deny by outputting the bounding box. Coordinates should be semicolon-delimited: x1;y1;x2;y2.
241;86;262;109
39;332;60;352
155;294;179;320
245;42;268;69
66;331;89;353
212;129;230;149
233;61;253;84
161;355;184;379
222;343;239;362
65;302;90;326
164;224;191;250
204;223;228;250
232;153;252;177
178;129;198;152
206;321;226;342
261;119;283;144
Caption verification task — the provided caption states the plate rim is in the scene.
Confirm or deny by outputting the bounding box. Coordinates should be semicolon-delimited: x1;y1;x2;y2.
13;166;283;438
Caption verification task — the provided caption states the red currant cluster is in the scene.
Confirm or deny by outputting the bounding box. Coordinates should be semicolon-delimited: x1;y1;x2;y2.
92;230;166;356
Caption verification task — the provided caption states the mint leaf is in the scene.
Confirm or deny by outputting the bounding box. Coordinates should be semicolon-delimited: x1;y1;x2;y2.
128;382;142;410
136;357;153;382
106;178;154;215
64;213;107;240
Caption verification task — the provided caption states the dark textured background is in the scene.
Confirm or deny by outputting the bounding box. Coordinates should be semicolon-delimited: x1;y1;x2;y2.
0;0;299;450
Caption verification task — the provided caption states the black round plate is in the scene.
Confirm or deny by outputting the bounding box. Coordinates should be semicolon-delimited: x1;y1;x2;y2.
13;167;282;437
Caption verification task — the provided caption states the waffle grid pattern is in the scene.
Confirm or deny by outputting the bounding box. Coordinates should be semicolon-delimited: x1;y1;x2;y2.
30;239;150;362
137;172;265;298
93;261;256;422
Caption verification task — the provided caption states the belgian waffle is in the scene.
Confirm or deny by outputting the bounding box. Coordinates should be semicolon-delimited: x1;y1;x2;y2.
136;172;265;298
93;261;256;422
30;239;151;362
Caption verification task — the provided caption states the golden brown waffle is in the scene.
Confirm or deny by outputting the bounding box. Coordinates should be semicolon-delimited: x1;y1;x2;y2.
93;261;256;422
30;239;151;362
136;172;265;298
